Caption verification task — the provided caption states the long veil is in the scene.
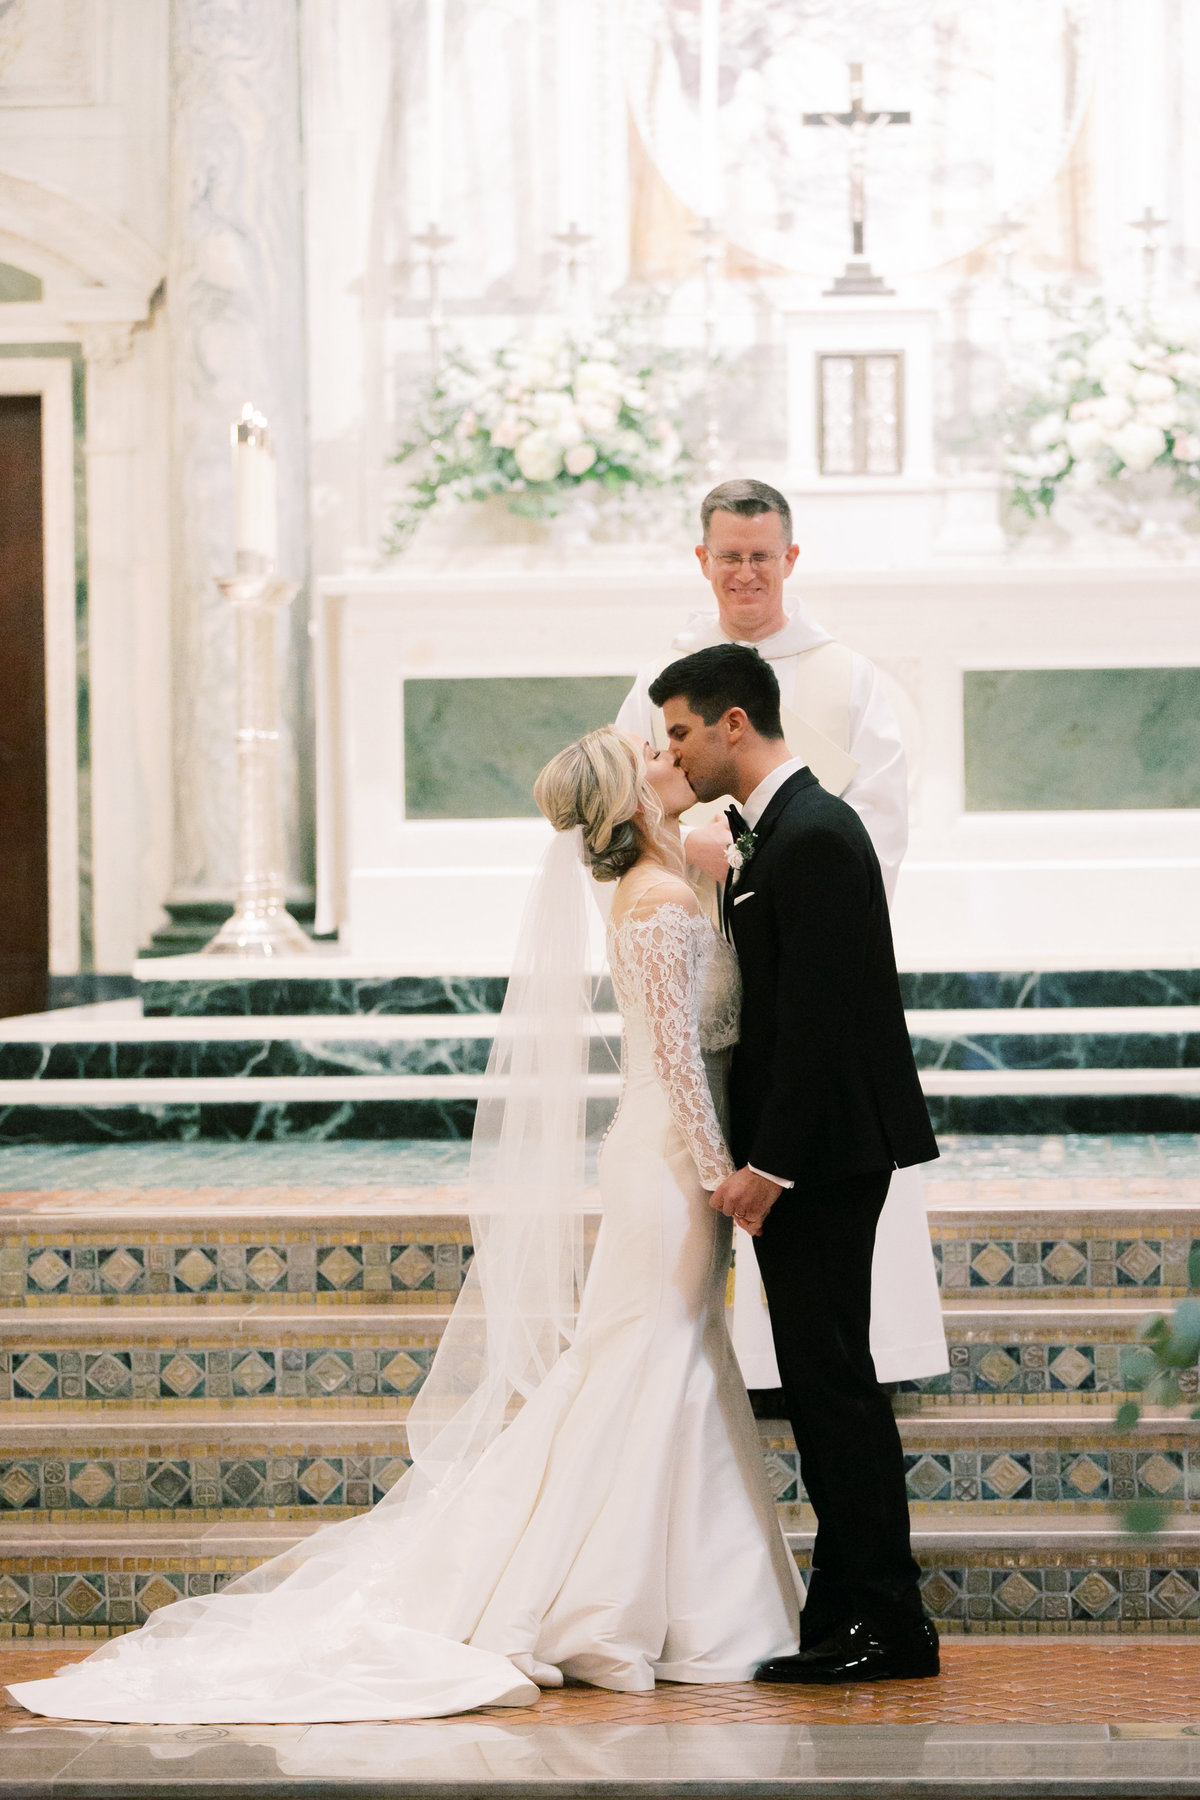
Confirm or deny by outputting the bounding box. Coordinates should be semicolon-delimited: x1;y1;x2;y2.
15;827;613;1719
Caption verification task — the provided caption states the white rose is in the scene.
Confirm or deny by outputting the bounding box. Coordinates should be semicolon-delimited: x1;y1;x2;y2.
576;360;622;394
1065;417;1106;459
578;399;619;434
489;413;521;450
1138;402;1178;429
1156;308;1200;350
1111;420;1167;472
1086;334;1141;378
1057;356;1086;383
725;844;744;872
1094;394;1132;430
1101;362;1139;397
564;441;597;476
1172;430;1200;461
1167;350;1200;382
1029;412;1066;449
513;429;565;483
1133;371;1176;405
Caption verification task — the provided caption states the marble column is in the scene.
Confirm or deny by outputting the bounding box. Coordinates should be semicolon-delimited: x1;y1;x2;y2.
167;0;310;922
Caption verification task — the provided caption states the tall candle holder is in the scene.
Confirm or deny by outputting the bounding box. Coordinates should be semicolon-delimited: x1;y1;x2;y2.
202;568;312;958
204;406;311;959
413;223;454;375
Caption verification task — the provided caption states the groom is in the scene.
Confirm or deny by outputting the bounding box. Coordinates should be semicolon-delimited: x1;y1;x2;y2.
648;642;940;1684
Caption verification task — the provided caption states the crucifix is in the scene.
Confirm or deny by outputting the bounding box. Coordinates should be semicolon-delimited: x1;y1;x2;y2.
803;63;910;296
1128;204;1167;306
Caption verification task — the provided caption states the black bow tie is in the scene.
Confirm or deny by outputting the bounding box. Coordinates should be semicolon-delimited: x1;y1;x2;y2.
725;804;749;839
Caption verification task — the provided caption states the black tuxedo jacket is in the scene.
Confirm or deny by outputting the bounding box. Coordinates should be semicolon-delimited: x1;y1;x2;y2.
727;767;938;1187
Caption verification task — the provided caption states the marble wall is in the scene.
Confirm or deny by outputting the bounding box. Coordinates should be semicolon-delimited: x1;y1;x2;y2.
964;669;1200;811
403;676;633;819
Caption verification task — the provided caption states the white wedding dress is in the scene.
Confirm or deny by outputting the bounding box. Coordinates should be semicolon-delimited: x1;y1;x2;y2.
10;896;799;1724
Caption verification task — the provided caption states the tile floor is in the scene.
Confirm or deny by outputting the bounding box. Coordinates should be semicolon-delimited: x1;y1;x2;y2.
3;1639;1200;1727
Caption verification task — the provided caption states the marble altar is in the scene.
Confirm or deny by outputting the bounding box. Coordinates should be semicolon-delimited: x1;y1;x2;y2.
314;551;1200;974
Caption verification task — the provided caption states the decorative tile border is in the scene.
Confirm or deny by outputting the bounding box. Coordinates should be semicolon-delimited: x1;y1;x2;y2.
4;1547;1200;1635
0;1041;495;1081
934;1231;1198;1295
4;1433;1199;1522
0;1231;473;1305
760;1438;1200;1515
0;1341;436;1407
3;1333;1193;1410
3;1226;1194;1305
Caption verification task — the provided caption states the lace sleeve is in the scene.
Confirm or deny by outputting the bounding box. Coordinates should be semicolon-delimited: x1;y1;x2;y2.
613;902;735;1190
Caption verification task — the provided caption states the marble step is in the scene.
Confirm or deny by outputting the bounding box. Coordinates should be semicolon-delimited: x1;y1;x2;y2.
0;1407;1196;1524
0;1298;1192;1411
0;1001;1196;1141
133;960;1200;1017
3;1513;1200;1636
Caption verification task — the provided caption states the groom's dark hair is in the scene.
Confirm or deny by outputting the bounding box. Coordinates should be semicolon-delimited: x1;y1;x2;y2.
649;644;785;740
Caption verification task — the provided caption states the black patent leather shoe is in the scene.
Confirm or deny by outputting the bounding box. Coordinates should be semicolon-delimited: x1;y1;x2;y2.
754;1617;940;1684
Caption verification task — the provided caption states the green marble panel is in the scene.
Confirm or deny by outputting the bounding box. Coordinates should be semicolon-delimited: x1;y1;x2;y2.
404;675;634;819
0;263;42;302
964;668;1200;811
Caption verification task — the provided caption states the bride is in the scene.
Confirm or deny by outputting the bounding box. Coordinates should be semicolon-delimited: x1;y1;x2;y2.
10;728;800;1724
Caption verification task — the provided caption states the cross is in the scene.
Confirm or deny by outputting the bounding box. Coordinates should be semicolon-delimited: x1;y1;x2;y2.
804;63;910;276
1128;204;1168;302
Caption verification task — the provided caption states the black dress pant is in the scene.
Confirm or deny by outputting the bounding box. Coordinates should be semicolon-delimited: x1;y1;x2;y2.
753;1168;922;1638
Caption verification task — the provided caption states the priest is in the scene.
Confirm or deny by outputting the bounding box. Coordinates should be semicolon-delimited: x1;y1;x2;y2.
615;477;947;1389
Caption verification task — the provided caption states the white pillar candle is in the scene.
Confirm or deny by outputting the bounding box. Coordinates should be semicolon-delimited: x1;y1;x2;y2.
699;0;721;212
427;0;445;223
232;404;277;566
557;0;583;228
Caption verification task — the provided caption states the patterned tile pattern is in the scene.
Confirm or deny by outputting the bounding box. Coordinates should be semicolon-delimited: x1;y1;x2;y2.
898;1339;1200;1403
899;971;1200;1009
139;975;511;1017
0;1447;412;1516
935;1232;1198;1295
759;1441;1200;1512
4;1548;1200;1635
4;1432;1197;1521
0;1342;435;1405
0;1039;495;1081
1;1232;473;1305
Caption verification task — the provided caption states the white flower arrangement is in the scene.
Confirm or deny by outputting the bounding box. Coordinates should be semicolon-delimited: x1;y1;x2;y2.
388;322;694;549
1002;300;1200;526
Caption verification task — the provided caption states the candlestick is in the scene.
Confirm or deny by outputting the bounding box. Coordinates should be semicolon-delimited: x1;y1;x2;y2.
413;223;454;374
427;0;445;227
699;0;721;210
202;568;312;959
231;404;277;572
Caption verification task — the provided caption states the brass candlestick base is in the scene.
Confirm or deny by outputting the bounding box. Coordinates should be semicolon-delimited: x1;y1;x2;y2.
203;570;313;959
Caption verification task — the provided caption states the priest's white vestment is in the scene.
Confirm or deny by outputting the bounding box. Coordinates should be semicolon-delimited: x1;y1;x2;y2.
615;604;948;1386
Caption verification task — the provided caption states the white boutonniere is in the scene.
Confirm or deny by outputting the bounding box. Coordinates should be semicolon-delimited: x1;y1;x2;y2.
725;829;757;876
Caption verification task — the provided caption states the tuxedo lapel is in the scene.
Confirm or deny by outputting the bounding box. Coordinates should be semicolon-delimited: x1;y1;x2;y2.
748;767;818;856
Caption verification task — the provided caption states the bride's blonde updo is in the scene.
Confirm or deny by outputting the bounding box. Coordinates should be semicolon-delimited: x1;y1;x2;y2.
534;726;667;882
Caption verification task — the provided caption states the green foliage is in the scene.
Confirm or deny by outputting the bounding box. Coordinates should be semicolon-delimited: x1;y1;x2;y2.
1114;1241;1200;1536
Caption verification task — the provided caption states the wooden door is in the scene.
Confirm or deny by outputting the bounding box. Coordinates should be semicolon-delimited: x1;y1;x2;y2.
0;395;48;1018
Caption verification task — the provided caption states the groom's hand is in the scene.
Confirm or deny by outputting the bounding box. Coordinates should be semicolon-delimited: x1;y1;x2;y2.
710;1167;782;1237
684;819;734;882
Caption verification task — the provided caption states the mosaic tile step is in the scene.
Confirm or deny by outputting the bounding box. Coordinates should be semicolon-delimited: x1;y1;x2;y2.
133;963;1200;1016
4;1515;1200;1636
1;1410;1197;1522
0;1299;1191;1411
2;1201;1195;1304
